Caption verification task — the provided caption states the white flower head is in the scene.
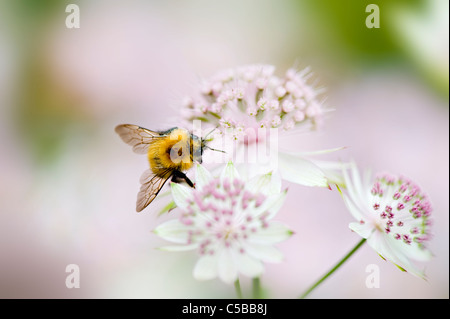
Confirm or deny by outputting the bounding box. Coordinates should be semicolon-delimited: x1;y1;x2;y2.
183;64;325;137
181;64;343;188
154;162;292;284
342;163;433;279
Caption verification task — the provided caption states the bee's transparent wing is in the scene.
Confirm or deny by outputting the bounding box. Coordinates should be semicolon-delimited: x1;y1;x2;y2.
115;124;161;154
136;169;172;212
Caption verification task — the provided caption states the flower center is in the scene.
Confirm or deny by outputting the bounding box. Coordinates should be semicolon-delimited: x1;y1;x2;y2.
181;177;269;255
368;174;432;249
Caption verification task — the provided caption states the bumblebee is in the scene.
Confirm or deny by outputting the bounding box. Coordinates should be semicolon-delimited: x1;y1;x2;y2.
115;124;211;212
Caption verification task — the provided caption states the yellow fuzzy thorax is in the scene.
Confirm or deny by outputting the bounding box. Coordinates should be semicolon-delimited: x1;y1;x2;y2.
147;128;195;177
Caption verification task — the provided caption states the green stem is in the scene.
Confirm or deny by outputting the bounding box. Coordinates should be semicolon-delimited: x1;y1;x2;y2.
252;277;261;299
299;238;367;299
234;279;243;299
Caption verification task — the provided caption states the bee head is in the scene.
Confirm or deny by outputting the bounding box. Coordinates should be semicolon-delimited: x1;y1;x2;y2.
191;134;204;164
191;127;226;164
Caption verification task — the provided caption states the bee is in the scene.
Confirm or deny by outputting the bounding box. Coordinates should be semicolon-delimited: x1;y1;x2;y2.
115;124;218;212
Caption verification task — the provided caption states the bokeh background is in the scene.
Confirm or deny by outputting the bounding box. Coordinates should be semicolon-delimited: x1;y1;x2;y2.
0;0;448;298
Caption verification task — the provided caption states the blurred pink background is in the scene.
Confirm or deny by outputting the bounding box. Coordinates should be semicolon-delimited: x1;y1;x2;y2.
0;0;448;298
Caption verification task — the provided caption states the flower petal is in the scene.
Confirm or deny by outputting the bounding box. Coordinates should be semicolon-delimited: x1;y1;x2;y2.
170;182;192;210
341;164;371;219
153;219;190;244
218;248;238;284
221;161;240;181
278;152;328;187
349;221;374;238
235;252;264;278
311;160;349;187
248;221;293;244
195;164;212;190
295;146;346;157
344;162;371;207
390;235;433;262
343;194;370;222
253;190;287;219
157;243;199;252
193;254;219;281
367;231;427;279
246;171;282;196
243;242;284;263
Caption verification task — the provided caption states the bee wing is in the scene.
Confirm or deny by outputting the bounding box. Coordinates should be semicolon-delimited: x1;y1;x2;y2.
115;124;161;154
136;169;172;212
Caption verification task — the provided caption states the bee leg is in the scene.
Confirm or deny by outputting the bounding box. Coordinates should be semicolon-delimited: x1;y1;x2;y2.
171;170;195;188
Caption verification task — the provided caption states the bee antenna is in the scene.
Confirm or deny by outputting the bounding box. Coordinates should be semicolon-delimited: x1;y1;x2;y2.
206;146;226;153
203;126;219;141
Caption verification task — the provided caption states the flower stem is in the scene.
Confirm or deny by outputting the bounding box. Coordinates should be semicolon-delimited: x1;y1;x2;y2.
234;279;243;299
252;277;261;299
299;238;366;299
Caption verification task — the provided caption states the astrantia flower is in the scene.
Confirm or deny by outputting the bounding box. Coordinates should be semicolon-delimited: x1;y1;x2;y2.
181;64;342;188
153;162;292;284
342;164;433;279
182;64;325;134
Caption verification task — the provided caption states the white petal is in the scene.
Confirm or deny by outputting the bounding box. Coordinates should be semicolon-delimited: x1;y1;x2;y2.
246;171;282;196
153;219;189;244
193;254;219;281
218;248;238;284
253;190;287;219
248;221;293;244
243;242;284;263
367;231;427;279
195;164;212;190
345;162;370;207
278;152;328;187
342;164;371;219
157;243;199;252
342;163;360;205
349;221;374;238
295;146;346;157
221;161;240;181
390;235;433;262
170;182;192;210
235;253;264;278
343;194;369;222
311;160;348;186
